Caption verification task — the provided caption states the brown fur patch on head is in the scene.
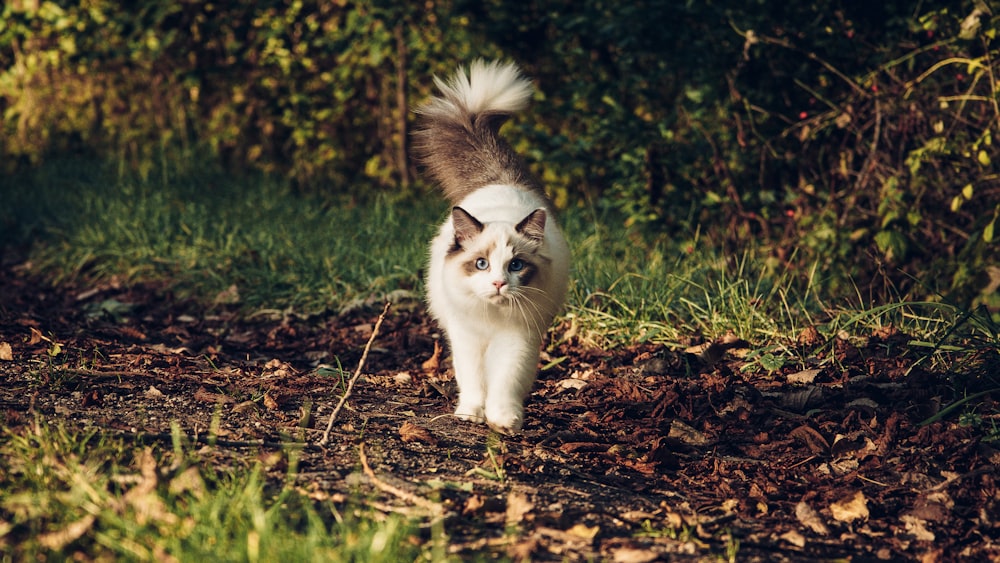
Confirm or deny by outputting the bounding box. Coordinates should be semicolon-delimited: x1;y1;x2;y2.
510;255;539;287
445;217;552;290
515;209;546;242
458;241;497;275
452;207;483;244
506;230;553;288
510;227;548;263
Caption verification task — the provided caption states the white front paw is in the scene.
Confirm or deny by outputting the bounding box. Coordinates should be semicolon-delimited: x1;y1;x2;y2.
485;404;524;434
454;401;485;423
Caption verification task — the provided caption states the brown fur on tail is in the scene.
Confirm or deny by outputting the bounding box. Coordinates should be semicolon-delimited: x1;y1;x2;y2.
412;60;549;206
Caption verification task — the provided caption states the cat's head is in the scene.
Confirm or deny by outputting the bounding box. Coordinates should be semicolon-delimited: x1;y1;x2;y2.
446;206;551;307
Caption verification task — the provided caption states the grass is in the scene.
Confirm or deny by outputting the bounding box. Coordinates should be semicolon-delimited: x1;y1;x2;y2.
5;156;995;369
1;157;845;344
2;158;434;313
0;419;430;562
2;156;998;559
4;156;996;371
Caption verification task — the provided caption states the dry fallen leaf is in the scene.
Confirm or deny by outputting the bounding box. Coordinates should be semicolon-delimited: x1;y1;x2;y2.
557;378;588;390
81;390;102;407
829;490;869;523
28;327;45;345
871;324;899;340
507;535;539;562
399;421;437;445
668;419;711;446
797;326;822;346
901;514;935;541
422;340;442;373
795;501;830;535
786;368;821;384
262;392;279;410
612;547;659;563
462;494;486;515
233;400;257;414
505;491;534;527
908;491;954;523
619;510;658;523
193;387;235;404
789;425;830;454
566;523;600;540
149;343;192;356
0;342;12;361
780;529;807;547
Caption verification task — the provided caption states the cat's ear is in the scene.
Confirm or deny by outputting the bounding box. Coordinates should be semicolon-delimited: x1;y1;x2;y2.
515;208;546;241
452;207;484;245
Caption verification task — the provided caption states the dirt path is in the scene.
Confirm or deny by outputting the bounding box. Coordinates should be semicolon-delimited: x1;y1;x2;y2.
1;268;998;561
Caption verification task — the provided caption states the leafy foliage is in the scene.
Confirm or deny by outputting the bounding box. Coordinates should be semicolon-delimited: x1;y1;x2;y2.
463;0;999;305
1;0;997;308
0;1;484;187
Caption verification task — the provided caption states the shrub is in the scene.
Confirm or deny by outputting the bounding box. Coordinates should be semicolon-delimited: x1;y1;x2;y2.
462;0;999;305
0;1;486;187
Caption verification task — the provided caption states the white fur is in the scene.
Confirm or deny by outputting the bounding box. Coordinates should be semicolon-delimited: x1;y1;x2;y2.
427;184;570;432
420;60;534;120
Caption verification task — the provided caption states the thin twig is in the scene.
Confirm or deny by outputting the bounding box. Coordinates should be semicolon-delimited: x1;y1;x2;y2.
359;442;442;514
319;302;391;446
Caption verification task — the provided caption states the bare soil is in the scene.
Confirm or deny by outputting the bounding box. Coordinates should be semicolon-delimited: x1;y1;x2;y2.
2;266;999;562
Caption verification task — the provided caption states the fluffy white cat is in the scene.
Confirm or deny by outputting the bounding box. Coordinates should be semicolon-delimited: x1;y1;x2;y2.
413;60;570;433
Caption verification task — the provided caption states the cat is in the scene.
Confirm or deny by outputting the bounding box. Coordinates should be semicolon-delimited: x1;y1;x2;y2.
413;60;571;433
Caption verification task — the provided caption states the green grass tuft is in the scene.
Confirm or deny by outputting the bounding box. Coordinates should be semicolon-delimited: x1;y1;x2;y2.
0;419;428;561
3;159;436;313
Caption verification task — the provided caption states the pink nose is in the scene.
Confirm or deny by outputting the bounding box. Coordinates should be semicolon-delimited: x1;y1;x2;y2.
492;280;507;291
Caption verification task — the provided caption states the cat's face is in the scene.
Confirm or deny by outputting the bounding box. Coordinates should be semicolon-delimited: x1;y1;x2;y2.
447;206;550;307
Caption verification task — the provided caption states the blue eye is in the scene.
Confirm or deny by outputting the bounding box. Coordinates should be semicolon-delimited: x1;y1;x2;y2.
475;258;489;270
509;258;525;272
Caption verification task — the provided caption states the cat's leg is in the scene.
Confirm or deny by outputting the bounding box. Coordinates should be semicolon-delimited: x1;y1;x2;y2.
482;332;540;433
448;328;487;423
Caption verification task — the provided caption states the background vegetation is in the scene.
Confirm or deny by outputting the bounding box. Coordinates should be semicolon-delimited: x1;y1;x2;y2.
1;0;998;310
2;3;999;560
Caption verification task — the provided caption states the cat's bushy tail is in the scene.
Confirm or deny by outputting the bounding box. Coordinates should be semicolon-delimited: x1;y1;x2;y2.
413;60;546;205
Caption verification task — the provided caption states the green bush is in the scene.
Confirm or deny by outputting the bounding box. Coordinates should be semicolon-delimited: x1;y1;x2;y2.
0;1;485;186
462;0;999;305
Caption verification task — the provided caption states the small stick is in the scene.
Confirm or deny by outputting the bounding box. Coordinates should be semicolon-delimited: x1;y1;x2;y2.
359;442;442;514
319;302;391;446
